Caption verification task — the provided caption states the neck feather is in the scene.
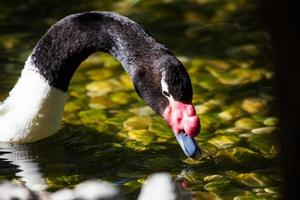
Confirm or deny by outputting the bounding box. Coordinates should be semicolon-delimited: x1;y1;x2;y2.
0;57;66;143
31;11;166;92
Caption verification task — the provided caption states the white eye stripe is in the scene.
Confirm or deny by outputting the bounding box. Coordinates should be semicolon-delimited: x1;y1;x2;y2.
160;72;173;100
160;71;168;89
161;79;169;93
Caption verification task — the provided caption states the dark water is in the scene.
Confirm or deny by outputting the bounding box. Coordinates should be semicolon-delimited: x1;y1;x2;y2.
0;0;282;199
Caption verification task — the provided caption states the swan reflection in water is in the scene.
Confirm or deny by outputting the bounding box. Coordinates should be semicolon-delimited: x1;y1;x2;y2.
0;142;67;191
0;124;199;194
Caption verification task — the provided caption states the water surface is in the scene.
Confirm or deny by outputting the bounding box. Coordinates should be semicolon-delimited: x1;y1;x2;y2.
0;0;282;199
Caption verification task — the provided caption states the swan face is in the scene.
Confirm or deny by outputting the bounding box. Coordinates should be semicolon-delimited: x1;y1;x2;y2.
161;64;201;158
132;58;201;158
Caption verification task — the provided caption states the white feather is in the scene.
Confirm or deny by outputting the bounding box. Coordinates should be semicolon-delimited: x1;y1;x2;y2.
160;71;174;100
0;56;67;143
160;71;169;93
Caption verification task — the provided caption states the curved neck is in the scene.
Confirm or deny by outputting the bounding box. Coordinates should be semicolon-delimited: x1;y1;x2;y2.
31;12;166;92
0;12;191;143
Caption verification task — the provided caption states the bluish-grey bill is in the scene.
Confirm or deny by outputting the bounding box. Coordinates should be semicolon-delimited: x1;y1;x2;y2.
175;131;201;159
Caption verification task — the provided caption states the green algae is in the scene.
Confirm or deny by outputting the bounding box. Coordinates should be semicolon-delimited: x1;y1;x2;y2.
0;0;282;199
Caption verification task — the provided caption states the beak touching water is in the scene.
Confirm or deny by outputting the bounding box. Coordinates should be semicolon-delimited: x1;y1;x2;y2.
175;131;201;159
163;99;201;159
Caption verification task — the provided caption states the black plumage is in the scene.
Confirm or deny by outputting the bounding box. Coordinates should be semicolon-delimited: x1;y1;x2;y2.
32;11;193;116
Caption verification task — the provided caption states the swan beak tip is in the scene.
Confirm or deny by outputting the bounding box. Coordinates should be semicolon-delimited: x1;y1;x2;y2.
175;131;201;159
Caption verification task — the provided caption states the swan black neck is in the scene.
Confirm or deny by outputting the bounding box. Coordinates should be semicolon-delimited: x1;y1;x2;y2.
31;11;169;92
30;11;193;116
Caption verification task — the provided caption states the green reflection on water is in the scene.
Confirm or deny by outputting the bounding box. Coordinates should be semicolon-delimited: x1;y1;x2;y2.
0;0;282;199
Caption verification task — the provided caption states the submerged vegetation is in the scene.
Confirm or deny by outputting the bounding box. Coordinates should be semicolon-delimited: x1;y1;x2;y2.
0;0;281;199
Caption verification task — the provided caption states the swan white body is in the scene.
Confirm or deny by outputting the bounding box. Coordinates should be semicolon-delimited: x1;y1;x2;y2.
0;56;66;143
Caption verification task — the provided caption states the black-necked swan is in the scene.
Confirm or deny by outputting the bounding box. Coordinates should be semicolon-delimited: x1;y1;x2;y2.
0;11;201;158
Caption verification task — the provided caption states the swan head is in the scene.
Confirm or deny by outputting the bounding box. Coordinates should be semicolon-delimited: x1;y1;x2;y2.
132;54;201;159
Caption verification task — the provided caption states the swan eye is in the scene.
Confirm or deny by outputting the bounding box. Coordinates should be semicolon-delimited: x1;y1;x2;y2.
162;91;170;97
